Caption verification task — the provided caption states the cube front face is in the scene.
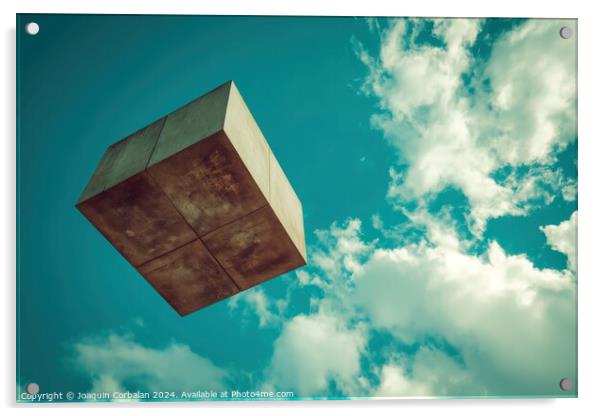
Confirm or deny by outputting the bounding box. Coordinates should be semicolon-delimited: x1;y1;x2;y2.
147;130;268;236
77;81;306;316
77;172;197;267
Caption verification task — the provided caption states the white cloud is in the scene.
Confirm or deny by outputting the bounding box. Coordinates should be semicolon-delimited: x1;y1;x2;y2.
72;333;228;396
296;269;329;290
409;347;478;396
314;219;374;275
484;20;577;165
371;214;384;230
352;225;575;395
228;287;279;328
359;19;577;234
90;374;124;394
561;180;577;202
374;347;478;397
309;219;375;292
260;220;373;396
263;311;366;397
288;214;575;396
374;363;432;397
541;211;578;271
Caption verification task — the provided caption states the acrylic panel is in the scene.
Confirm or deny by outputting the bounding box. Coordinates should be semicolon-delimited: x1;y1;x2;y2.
16;14;577;402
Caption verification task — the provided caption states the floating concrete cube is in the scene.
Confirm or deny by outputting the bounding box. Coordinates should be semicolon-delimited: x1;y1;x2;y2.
77;81;306;316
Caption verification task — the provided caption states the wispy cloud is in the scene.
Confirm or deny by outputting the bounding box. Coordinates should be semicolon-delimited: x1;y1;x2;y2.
228;287;280;328
71;331;229;398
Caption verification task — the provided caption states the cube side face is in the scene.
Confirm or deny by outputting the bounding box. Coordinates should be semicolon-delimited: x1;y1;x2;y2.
78;117;166;204
222;82;270;202
138;240;239;316
147;130;268;236
148;82;231;167
202;205;306;290
268;151;307;262
77;172;197;267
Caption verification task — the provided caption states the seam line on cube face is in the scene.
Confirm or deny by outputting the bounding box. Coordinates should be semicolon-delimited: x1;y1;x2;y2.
196;237;241;291
136;237;199;270
199;203;268;240
145;116;168;170
143;169;243;292
268;138;271;203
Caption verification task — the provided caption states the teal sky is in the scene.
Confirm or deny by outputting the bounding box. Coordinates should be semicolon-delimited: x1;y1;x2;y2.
17;15;577;401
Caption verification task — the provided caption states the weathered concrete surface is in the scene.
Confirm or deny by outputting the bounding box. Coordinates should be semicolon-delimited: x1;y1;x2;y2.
138;240;239;315
77;172;197;267
77;81;306;316
268;151;307;261
203;205;306;290
148;130;268;236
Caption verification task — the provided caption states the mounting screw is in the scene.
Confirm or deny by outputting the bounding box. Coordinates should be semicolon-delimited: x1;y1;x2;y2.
26;383;39;395
25;22;40;36
559;377;572;391
559;26;573;39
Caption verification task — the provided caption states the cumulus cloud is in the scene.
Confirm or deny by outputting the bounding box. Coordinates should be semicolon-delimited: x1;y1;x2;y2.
354;226;576;395
263;311;366;397
279;213;576;396
374;347;476;397
374;362;433;397
256;195;580;399
358;18;577;234
261;220;373;396
484;21;577;164
72;332;228;396
541;211;578;272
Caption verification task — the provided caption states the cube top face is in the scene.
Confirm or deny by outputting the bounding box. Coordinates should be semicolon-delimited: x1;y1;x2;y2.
77;117;166;204
148;83;231;168
77;81;306;316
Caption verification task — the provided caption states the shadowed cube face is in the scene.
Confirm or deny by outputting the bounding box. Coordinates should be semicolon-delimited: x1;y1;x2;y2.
77;81;306;316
